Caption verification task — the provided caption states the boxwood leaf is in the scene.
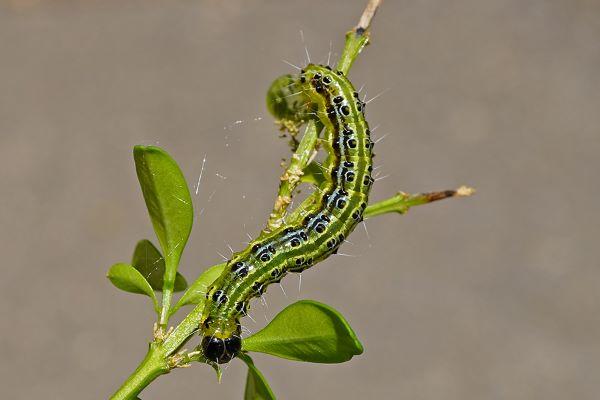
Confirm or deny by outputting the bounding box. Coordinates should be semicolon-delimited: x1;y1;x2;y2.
107;263;158;312
239;353;276;400
170;263;227;316
242;300;363;363
300;161;327;186
133;145;193;294
131;239;188;292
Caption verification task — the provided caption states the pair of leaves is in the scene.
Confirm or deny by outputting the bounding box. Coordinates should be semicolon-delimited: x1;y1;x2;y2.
107;240;188;306
241;300;364;399
107;146;193;317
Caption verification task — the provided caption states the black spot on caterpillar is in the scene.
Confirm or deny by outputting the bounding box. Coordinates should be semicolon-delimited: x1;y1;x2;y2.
200;64;373;364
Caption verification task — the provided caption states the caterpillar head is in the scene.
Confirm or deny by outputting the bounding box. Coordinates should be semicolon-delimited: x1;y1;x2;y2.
201;334;241;364
201;319;242;364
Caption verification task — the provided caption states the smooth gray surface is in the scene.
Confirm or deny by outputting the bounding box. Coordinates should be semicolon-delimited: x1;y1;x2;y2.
1;0;599;399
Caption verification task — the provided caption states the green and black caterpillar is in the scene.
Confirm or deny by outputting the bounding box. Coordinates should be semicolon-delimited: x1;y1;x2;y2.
200;64;374;363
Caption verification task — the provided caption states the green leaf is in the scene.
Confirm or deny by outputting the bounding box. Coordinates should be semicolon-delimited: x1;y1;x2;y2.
242;300;363;363
170;263;227;316
133;145;193;295
239;353;276;400
266;74;309;124
107;263;158;312
131;239;188;292
300;161;327;186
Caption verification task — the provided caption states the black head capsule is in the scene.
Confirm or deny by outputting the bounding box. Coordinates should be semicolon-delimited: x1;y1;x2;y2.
299;231;308;241
333;95;344;104
201;334;242;364
322;75;332;84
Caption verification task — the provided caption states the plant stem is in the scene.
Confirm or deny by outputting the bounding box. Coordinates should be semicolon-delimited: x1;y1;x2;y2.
337;0;382;74
159;287;172;327
163;303;204;355
265;121;319;232
110;343;170;400
364;186;475;218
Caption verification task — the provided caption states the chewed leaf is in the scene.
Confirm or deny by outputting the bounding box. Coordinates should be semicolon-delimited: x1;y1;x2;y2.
243;300;363;363
170;263;227;316
132;239;188;292
239;353;276;400
133;146;193;294
107;263;158;312
300;161;327;186
266;74;309;125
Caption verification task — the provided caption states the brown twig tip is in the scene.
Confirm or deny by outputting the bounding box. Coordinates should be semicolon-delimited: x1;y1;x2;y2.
422;186;475;203
356;0;383;32
456;186;476;197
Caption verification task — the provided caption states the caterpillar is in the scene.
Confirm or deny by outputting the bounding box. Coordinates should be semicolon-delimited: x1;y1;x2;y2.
200;64;374;363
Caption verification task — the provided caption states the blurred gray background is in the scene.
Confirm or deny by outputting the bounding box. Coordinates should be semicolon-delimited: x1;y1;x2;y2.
1;0;599;399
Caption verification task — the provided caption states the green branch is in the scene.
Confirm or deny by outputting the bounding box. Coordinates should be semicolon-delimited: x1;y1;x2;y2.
109;343;170;400
265;121;319;232
364;186;475;218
